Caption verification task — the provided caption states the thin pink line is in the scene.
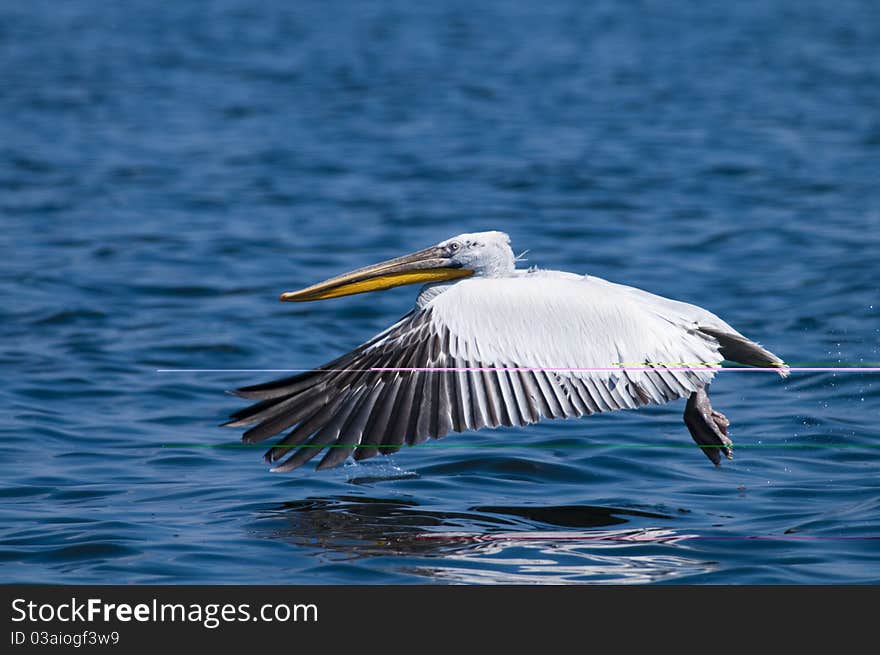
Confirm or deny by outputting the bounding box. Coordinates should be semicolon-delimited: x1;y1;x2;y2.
694;535;880;541
413;534;880;542
413;534;682;543
372;367;879;373
156;367;880;373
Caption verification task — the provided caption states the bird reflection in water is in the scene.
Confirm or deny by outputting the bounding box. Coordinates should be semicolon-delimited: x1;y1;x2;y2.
252;497;716;583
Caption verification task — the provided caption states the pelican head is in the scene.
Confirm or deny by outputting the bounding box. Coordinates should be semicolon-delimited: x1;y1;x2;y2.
280;231;514;302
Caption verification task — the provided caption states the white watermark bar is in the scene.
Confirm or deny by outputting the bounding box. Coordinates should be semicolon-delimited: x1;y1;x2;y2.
1;586;874;649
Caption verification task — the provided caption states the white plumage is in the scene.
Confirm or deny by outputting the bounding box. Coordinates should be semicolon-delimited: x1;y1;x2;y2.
227;231;786;472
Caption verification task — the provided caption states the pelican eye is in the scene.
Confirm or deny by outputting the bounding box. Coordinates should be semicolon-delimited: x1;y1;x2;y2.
448;242;460;253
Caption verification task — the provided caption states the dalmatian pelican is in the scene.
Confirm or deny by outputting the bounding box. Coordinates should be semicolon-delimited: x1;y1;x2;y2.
225;231;787;472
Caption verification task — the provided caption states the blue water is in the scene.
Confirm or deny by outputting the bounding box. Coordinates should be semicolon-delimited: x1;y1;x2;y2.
2;0;879;584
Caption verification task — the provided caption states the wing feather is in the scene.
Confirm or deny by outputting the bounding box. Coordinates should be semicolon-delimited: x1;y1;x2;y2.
226;272;784;471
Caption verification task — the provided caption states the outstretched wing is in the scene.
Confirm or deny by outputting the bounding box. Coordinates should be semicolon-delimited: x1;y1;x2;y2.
225;272;782;472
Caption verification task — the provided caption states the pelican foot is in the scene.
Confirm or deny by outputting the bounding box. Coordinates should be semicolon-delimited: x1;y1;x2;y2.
684;388;733;466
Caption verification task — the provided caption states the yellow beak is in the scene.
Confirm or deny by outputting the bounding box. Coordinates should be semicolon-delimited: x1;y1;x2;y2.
279;246;474;302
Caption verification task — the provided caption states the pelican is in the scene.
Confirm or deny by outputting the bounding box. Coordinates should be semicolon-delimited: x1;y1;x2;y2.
226;231;787;472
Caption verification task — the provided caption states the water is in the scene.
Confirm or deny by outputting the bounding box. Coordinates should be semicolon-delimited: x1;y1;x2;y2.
2;0;879;584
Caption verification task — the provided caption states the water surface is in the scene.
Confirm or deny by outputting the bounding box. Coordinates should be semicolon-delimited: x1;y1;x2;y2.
1;0;879;584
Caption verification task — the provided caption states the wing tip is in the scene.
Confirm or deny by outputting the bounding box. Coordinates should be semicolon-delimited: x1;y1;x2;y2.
267;453;292;473
268;457;305;473
230;388;266;400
